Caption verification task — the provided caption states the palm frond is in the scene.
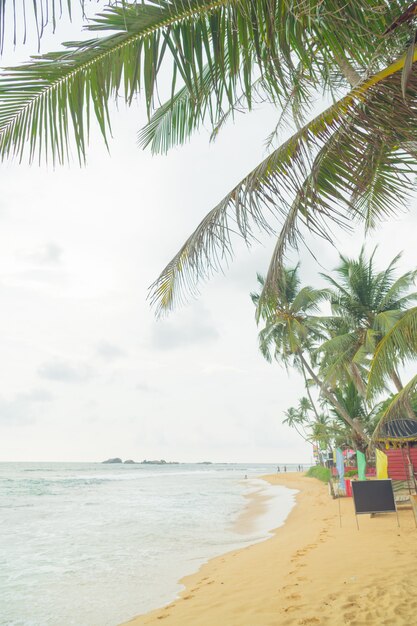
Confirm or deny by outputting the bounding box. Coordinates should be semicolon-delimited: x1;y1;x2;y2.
372;374;417;442
1;0;414;165
1;0;290;163
0;0;88;53
367;306;417;400
150;58;417;313
138;72;273;154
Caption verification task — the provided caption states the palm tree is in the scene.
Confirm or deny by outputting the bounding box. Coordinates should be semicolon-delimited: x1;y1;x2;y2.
325;381;377;452
2;2;417;313
318;248;417;416
282;405;310;445
364;304;417;440
252;267;368;441
284;397;334;453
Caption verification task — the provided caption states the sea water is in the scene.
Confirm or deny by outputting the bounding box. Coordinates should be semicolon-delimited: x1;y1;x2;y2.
0;462;299;626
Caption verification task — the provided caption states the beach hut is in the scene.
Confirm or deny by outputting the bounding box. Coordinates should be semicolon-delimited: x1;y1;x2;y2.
373;418;417;488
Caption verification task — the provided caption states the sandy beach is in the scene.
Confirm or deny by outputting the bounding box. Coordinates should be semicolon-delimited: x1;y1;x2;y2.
122;473;417;626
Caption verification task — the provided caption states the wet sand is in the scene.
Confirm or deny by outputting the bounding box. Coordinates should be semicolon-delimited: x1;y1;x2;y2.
121;473;417;626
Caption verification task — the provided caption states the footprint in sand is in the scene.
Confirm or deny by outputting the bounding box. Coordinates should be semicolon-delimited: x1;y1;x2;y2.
298;618;321;625
285;593;301;600
344;611;357;621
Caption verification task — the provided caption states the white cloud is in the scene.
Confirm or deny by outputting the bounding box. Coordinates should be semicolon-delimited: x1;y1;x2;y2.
38;360;94;384
151;304;219;350
96;341;126;360
20;242;63;266
1;23;415;461
0;389;53;425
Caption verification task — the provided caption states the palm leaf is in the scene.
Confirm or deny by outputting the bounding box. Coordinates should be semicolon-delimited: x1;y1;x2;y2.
1;0;290;163
138;70;273;154
372;374;417;442
367;306;417;400
0;0;89;53
1;0;413;165
150;56;417;313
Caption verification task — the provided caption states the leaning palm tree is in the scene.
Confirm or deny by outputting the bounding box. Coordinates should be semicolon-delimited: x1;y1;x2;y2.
326;381;377;452
2;2;417;312
252;267;368;441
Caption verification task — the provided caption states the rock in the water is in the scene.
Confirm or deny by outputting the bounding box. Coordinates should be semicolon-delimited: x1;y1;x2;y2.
124;459;135;464
102;457;123;464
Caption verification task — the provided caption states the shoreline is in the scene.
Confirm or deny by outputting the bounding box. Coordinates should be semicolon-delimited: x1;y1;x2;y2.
233;476;297;536
121;473;417;625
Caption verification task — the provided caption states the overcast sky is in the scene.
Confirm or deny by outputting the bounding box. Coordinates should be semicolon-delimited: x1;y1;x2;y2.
1;9;417;463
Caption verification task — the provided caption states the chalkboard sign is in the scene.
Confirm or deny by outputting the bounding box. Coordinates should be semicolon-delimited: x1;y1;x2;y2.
352;479;396;515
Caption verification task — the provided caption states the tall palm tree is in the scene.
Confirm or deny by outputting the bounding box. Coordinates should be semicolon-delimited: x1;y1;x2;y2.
282;405;310;445
252;267;368;440
2;2;417;313
318;248;417;410
284;397;333;453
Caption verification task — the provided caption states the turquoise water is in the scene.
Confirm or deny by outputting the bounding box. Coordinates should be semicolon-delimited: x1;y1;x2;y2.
0;462;299;626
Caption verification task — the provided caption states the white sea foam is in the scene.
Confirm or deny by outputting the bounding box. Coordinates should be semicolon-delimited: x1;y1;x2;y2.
0;462;299;626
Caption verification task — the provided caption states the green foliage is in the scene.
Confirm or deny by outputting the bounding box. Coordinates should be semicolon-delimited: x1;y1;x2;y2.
254;251;417;449
319;248;417;396
305;465;331;483
250;268;327;367
344;469;358;478
368;306;417;399
150;75;417;312
2;2;417;312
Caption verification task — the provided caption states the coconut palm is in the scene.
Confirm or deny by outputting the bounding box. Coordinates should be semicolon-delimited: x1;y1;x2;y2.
364;304;417;439
2;2;417;312
252;267;368;440
368;306;417;398
284;397;334;452
282;405;310;445
318;248;417;408
325;381;377;452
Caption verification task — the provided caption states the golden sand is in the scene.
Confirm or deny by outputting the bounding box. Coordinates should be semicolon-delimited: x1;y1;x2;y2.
122;473;417;626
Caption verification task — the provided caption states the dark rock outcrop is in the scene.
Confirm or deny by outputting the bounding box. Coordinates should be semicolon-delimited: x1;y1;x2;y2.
102;457;123;464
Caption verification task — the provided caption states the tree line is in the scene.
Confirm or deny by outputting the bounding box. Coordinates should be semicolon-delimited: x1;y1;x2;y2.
251;248;417;455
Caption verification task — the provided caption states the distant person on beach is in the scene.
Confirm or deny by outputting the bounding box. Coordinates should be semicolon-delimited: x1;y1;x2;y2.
284;465;287;472
277;466;280;473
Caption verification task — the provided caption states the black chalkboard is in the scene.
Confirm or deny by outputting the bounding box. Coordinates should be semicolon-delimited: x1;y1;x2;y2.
352;479;396;515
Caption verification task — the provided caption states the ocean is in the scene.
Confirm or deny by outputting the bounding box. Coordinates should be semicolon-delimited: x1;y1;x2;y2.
0;462;300;626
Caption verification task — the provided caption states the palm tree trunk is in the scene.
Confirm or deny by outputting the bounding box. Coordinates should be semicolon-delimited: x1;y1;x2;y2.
300;360;321;422
297;350;369;443
391;370;404;392
292;424;311;445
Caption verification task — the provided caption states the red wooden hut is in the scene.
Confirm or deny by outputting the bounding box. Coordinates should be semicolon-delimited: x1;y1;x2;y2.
375;418;417;485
